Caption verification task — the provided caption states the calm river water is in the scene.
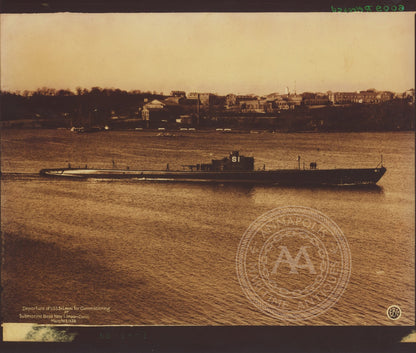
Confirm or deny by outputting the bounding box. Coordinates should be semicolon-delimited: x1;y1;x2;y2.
1;129;414;325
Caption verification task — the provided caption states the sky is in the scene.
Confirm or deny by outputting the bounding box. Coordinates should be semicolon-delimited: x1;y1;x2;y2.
1;13;414;95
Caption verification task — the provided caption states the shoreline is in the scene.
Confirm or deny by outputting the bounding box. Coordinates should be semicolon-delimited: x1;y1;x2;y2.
1;127;415;134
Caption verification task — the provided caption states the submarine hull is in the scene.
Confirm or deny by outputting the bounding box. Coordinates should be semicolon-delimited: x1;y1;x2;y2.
39;167;386;186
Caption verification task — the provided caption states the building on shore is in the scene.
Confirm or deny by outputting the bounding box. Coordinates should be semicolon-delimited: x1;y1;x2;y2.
328;89;396;105
285;94;303;109
141;99;170;127
225;94;237;108
302;92;330;106
239;99;265;113
170;91;186;97
143;99;166;110
187;92;213;106
400;89;415;104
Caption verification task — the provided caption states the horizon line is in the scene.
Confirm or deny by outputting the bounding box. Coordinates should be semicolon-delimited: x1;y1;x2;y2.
1;86;414;96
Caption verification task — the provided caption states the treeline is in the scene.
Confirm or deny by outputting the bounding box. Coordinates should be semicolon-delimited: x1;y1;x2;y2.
0;87;165;125
309;100;415;132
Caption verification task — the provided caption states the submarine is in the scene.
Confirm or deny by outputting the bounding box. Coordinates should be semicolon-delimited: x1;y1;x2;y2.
39;151;386;186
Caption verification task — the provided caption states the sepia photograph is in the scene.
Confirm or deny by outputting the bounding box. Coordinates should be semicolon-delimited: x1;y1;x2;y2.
1;9;415;343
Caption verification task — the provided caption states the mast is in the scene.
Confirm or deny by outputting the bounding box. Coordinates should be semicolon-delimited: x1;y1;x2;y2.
197;93;200;126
